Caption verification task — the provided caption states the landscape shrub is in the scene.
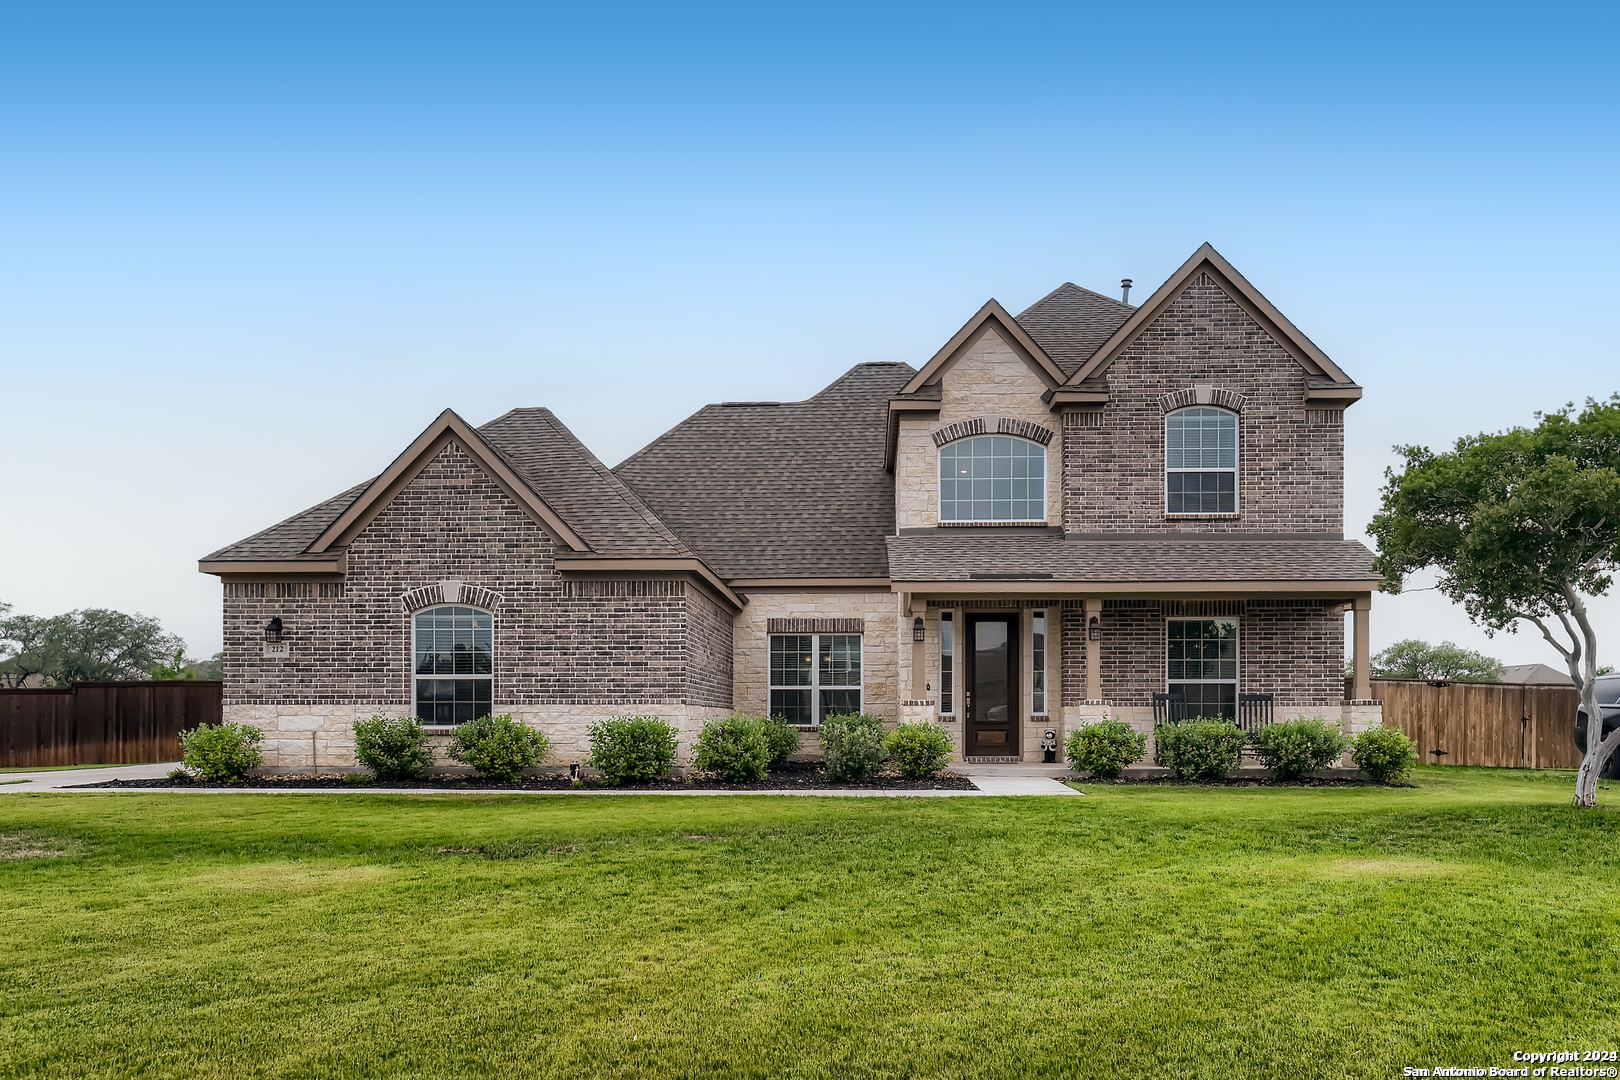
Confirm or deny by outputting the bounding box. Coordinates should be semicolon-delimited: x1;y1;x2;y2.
1351;725;1419;783
446;714;550;782
1249;717;1348;780
1064;719;1147;779
693;715;772;781
819;712;887;782
179;721;264;782
1154;718;1246;781
588;715;679;785
760;715;802;767
885;721;954;778
352;714;435;780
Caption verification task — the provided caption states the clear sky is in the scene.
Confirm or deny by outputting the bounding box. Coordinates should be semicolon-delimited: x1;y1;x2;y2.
3;1;1617;670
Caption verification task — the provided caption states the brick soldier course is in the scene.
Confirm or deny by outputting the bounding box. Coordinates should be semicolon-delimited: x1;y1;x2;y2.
202;242;1382;770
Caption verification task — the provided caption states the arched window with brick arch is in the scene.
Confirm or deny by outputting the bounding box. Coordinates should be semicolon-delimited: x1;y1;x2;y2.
938;435;1046;522
413;605;493;725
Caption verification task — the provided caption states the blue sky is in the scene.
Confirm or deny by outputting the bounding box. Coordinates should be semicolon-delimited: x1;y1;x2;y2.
3;1;1617;668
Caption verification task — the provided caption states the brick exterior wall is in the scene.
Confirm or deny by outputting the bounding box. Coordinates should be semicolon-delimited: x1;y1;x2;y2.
222;441;732;765
1240;601;1344;710
1062;274;1344;535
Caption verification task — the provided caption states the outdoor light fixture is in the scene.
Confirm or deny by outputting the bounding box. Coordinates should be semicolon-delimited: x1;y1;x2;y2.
264;617;284;644
1088;615;1101;641
912;616;925;642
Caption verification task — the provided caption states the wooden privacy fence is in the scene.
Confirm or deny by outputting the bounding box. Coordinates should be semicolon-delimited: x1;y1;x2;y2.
1345;677;1582;769
0;681;222;768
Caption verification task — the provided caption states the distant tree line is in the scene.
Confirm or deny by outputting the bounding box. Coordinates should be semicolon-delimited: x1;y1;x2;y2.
0;601;219;688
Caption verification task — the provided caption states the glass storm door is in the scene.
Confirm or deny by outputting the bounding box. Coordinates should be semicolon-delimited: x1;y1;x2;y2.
966;613;1019;756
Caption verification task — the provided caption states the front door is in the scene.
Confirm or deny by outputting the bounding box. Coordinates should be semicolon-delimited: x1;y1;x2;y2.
965;613;1019;757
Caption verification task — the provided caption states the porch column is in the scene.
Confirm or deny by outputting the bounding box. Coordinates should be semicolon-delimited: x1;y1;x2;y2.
1352;594;1372;701
1084;597;1103;702
910;595;927;703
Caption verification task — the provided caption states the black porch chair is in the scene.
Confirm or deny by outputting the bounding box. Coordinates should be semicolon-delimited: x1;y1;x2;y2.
1237;693;1275;735
1152;693;1188;724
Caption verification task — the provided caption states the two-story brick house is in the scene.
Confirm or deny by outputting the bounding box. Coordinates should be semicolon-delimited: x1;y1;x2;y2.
201;244;1382;768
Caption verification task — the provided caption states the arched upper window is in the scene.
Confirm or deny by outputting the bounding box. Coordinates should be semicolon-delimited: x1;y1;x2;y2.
1166;407;1237;514
939;436;1046;522
413;605;492;725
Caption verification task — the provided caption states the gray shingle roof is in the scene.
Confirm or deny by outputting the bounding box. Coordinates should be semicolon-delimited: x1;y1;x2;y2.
204;409;692;563
201;483;369;562
1013;283;1135;377
479;408;691;558
885;534;1379;584
613;363;916;579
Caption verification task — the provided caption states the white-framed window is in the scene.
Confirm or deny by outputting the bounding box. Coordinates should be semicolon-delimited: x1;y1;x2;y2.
413;605;493;725
939;436;1046;522
939;612;955;714
1166;407;1237;514
1031;610;1047;715
769;633;862;726
1167;617;1238;718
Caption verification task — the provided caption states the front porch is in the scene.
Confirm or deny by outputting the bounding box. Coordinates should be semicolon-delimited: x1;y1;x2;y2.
894;589;1382;765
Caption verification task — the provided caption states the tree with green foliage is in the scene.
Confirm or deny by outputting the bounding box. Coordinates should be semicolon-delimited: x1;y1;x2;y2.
1369;638;1501;681
1370;395;1620;807
1;602;187;687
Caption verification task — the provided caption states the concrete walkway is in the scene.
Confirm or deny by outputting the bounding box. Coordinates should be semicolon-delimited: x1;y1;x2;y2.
2;762;1081;797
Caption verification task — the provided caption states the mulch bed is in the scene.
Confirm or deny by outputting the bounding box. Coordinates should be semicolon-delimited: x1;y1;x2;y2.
73;761;978;792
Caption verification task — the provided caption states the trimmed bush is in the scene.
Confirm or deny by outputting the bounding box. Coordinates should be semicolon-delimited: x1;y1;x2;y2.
760;714;802;767
694;715;772;781
1351;725;1419;783
819;712;887;782
446;714;550;782
179;721;264;782
1249;717;1348;779
588;715;679;785
885;721;954;779
1154;718;1246;781
352;714;435;780
1065;719;1147;779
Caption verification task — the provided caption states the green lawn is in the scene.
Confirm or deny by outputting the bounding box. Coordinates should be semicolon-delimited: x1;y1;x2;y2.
2;769;1617;1079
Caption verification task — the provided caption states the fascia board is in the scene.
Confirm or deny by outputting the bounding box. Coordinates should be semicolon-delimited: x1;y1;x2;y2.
888;579;1381;594
308;411;591;554
199;557;346;576
1305;384;1364;402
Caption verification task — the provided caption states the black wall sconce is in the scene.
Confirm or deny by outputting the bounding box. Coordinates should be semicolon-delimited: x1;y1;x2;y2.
1088;615;1101;641
912;616;925;642
264;617;284;644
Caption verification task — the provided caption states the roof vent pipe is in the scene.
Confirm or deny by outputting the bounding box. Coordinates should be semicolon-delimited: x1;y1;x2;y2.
1121;278;1133;304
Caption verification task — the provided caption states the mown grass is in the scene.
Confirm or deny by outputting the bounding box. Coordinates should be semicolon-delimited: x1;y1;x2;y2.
1;767;1617;1079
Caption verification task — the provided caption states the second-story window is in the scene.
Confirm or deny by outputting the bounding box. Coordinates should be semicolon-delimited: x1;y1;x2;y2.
939;436;1046;522
1166;407;1237;514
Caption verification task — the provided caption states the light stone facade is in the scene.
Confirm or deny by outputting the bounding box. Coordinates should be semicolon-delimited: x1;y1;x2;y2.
732;589;901;724
228;701;731;771
895;327;1062;531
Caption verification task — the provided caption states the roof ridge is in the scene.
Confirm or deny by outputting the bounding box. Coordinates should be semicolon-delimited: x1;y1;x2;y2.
1018;280;1137;317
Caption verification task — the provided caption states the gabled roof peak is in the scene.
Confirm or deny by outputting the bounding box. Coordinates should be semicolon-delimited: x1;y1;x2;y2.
1060;243;1357;389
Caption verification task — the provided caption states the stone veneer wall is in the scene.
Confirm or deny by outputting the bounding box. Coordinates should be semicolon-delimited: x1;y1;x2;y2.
731;590;899;725
221;441;732;767
1062;274;1344;535
894;327;1062;531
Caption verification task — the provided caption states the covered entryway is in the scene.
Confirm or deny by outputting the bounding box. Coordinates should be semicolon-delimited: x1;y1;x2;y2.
965;612;1019;757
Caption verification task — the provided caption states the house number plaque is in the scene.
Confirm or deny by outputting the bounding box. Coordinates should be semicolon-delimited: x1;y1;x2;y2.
263;642;290;658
